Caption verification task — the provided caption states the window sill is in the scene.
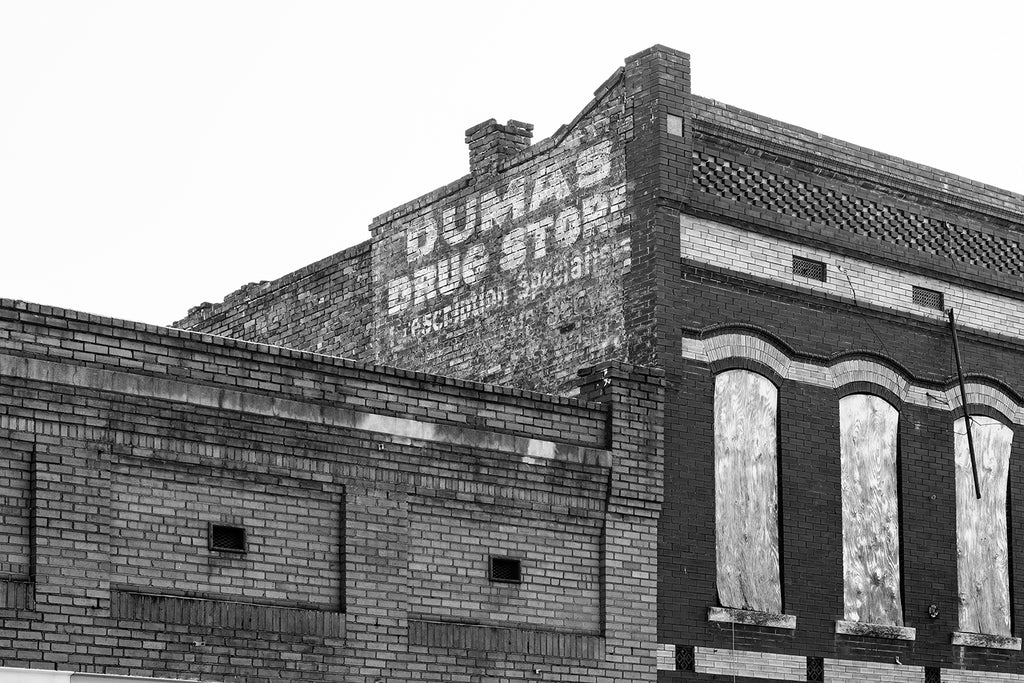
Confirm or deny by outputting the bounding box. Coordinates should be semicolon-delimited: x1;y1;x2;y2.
708;606;796;629
952;631;1022;650
835;620;915;641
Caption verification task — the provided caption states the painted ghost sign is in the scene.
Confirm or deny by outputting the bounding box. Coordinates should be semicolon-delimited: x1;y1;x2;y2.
373;107;629;392
387;140;622;321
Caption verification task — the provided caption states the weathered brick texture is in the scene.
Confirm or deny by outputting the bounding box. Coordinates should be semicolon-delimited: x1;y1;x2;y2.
0;299;662;682
370;73;632;394
52;42;1024;681
174;241;373;359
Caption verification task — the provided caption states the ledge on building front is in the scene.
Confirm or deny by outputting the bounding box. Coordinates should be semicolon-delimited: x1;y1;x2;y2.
952;631;1022;650
835;619;915;641
708;606;796;629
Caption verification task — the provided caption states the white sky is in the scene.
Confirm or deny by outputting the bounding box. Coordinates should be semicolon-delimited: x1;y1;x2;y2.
1;1;1022;327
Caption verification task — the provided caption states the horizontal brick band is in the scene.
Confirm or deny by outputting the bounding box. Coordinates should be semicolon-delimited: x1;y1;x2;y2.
943;668;1024;682
0;353;610;469
695;646;806;681
112;590;344;638
824;658;924;682
681;215;1024;343
662;645;1024;681
683;334;1023;424
408;619;603;658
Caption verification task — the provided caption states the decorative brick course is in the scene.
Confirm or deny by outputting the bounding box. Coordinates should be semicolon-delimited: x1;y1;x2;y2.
694;152;1024;279
111;590;345;637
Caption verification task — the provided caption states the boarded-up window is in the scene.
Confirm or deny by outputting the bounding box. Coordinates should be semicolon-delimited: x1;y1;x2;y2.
955;415;1013;636
714;370;781;613
840;394;902;625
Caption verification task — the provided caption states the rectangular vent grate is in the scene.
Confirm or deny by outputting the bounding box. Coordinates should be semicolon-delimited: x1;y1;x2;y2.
489;557;522;583
675;645;695;672
925;667;941;683
792;255;826;282
912;285;944;310
209;523;246;553
807;657;824;682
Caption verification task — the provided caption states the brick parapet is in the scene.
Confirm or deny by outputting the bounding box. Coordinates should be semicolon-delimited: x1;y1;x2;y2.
176;240;371;324
172;240;374;359
1;299;606;445
692;95;1024;223
367;68;626;234
621;45;692;370
689;145;1024;298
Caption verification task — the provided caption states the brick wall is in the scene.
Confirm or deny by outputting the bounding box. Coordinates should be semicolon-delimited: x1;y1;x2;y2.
0;299;662;682
164;42;1024;681
110;466;343;609
173;241;373;359
369;73;631;394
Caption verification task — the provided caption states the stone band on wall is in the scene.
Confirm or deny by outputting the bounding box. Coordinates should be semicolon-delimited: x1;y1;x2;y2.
0;353;610;468
683;332;1022;424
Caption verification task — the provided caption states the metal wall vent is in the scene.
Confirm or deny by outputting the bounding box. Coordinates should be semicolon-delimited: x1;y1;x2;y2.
807;657;824;682
675;645;695;672
489;556;522;583
912;285;944;311
792;255;826;282
209;523;247;553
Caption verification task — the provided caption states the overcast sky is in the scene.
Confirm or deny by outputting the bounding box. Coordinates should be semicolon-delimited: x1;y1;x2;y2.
2;1;1021;327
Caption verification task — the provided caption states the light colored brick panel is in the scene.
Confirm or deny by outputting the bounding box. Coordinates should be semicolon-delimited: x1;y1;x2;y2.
408;502;602;632
943;669;1024;682
656;643;676;671
681;336;710;363
695;647;806;681
824;658;923;683
681;215;1024;341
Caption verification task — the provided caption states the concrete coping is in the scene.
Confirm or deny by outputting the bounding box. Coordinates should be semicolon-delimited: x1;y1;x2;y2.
835;619;916;641
708;606;796;630
952;631;1023;651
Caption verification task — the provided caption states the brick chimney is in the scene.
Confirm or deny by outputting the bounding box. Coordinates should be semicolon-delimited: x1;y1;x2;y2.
465;119;534;175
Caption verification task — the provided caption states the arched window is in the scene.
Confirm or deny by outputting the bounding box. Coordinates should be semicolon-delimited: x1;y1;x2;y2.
955;415;1013;636
840;393;902;626
714;369;780;613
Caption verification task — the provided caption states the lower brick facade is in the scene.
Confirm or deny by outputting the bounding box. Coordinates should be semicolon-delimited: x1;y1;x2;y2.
0;300;663;682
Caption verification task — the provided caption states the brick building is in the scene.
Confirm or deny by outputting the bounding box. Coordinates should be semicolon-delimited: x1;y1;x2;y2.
7;43;1024;682
174;44;1024;681
0;300;662;682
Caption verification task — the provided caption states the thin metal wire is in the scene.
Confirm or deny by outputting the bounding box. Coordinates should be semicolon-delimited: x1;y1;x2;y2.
837;265;896;360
